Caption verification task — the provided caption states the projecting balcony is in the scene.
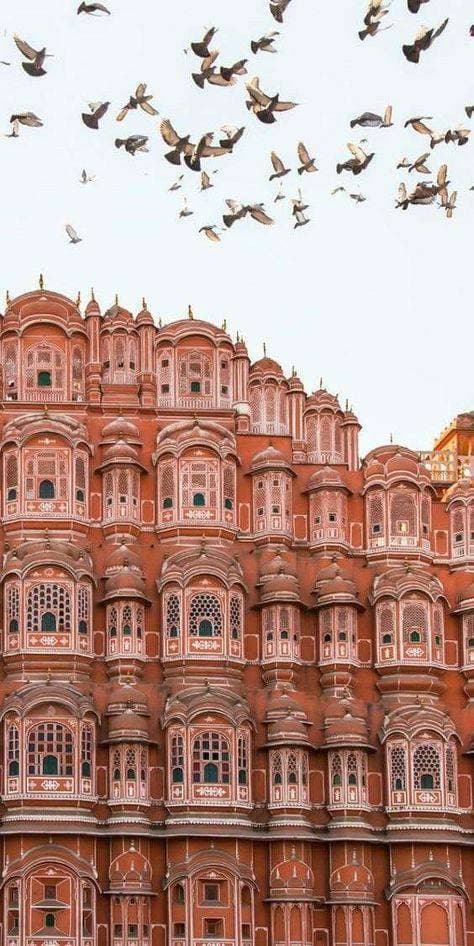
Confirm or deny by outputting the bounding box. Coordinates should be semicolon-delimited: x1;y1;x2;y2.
419;450;474;484
157;394;232;410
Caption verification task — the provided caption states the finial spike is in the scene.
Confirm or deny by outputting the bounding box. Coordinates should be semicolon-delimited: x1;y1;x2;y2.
263;341;267;357
76;291;81;307
188;304;194;320
91;287;95;301
319;377;323;389
390;432;393;444
345;398;349;411
5;289;10;305
222;318;227;331
39;273;44;290
142;297;147;310
115;293;119;307
158;317;162;328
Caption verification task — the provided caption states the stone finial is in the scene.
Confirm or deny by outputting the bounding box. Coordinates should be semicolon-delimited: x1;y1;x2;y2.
188;304;194;319
39;273;44;290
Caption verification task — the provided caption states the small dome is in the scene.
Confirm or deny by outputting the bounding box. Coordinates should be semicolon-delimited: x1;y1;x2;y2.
364;457;384;478
306;466;350;492
251;444;292;472
107;712;150;740
305;388;341;412
101;415;141;443
103;302;133;323
313;562;360;607
103;567;147;600
445;479;474;505
105;543;142;575
385;451;420;476
288;373;304;391
102;439;140;463
136;302;154;325
85;295;101;317
267;717;309;746
250;356;284;378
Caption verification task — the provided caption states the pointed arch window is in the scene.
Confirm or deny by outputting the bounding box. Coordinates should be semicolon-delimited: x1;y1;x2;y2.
192;732;230;784
189;593;223;638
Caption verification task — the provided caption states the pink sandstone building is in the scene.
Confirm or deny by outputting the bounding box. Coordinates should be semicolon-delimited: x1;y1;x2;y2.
0;285;473;946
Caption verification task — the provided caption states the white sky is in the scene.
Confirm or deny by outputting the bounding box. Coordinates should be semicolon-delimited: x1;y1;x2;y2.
0;0;472;454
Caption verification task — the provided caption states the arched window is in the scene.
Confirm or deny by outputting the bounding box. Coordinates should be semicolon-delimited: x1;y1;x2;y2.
177;350;212;401
165;593;181;638
38;370;52;387
26;583;72;636
192;732;230;784
27;723;73;777
189;594;223;638
39;478;55;498
413;744;441;790
193;492;205;507
390;490;417;539
8;724;20;777
171;733;184;784
389;744;407;792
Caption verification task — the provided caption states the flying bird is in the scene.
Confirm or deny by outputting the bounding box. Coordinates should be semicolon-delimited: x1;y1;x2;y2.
77;2;111;12
219;125;245;150
465;106;474;118
115;134;149;154
294;209;310;228
408;0;430;10
116;83;158;121
407;119;445;149
274;182;286;202
66;224;82;244
445;127;470;146
200;170;216;190
269;151;291;180
251;32;279;54
292;189;309;214
183;132;228;172
10;112;43;127
192;50;219;88
402;19;448;63
13;35;52;77
191;27;218;58
405;152;431;173
200;225;221;242
248;203;274;225
179;197;193;218
223;200;248;227
350;106;393;128
297;142;317;174
82;101;110;129
6;119;19;137
218;59;248;83
439;190;456;218
359;0;391;40
168;175;184;191
245;76;297;124
270;0;292;23
336;142;374;175
332;186;366;203
80;169;95;183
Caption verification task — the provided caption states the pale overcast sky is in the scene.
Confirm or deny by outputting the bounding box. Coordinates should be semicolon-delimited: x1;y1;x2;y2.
0;0;472;453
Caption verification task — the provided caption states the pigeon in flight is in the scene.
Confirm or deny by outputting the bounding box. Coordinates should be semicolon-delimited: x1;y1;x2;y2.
115;134;149;155
191;27;218;58
200;225;221;242
246;77;297;124
82;101;110;129
14;35;52;77
297;142;317;174
251;32;279;54
269;152;291;180
66;224;82;243
402;19;448;63
77;2;111;12
336;142;374;175
350;106;393;128
10;112;43;127
116;84;158;121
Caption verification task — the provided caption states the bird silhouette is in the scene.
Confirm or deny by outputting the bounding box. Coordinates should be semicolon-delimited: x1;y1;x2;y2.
408;119;445;149
445;127;470;146
191;27;218;58
168;175;184;191
251;32;279;54
270;0;292;23
402;19;448;63
116;84;158;121
115;134;149;155
297;142;317;174
80;169;96;183
10;112;43;127
219;125;245;151
269;152;291;180
179;197;193;218
350;106;392;128
200;225;221;242
337;142;374;175
77;2;111;12
66;224;82;243
82;101;110;129
359;0;391;40
246;77;297;124
14;35;52;77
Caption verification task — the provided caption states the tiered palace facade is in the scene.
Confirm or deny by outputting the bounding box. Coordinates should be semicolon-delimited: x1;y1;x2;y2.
0;285;473;946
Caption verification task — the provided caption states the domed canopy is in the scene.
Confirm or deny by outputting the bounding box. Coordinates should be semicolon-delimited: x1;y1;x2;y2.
453;580;474;613
2;288;85;333
102;566;149;603
305;466;351;493
257;552;301;604
445;478;474;507
266;716;311;747
3;537;93;580
136;302;154;325
312;562;362;609
155;417;237;459
305;388;341;412
363;446;432;489
249;356;284;379
99;439;145;470
370;563;446;604
250;444;293;473
103;302;134;324
101;415;141;444
105;542;143;575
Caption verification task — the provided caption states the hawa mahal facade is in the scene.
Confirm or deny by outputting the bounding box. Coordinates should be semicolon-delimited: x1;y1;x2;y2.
0;285;473;946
